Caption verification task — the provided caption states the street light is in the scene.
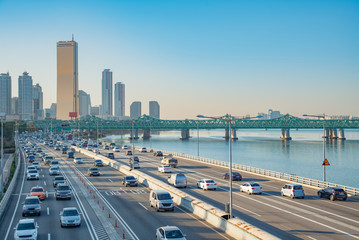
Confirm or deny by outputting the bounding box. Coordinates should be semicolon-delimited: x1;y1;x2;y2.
0;112;5;195
196;114;262;219
303;113;327;182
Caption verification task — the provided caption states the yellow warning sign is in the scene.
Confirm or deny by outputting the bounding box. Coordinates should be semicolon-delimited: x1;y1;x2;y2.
322;159;330;166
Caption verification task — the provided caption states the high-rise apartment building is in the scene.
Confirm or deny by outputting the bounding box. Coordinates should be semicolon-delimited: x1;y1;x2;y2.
0;72;12;115
149;101;160;119
56;39;79;120
18;72;33;120
50;103;57;119
33;83;43;120
114;82;125;117
130;101;141;119
79;90;91;117
101;69;113;116
11;97;18;115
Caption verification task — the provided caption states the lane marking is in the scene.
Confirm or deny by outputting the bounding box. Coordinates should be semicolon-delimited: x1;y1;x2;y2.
44;181;46;186
108;179;113;182
138;202;148;210
306;235;317;240
48;233;51;240
47;207;50;215
233;203;261;217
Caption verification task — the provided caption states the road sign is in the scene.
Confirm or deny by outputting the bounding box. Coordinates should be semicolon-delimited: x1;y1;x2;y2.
322;158;330;166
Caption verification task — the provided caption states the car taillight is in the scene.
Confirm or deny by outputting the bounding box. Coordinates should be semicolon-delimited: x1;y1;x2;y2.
175;180;177;184
251;187;255;190
206;184;209;186
260;187;262;189
292;190;295;193
333;192;338;195
214;183;217;185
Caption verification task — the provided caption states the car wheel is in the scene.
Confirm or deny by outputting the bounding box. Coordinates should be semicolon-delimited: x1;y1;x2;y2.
318;192;322;198
38;212;41;216
214;188;216;191
291;195;294;199
281;191;284;196
330;195;335;201
68;197;71;200
171;208;174;212
343;197;347;201
22;213;25;217
156;206;160;212
56;197;59;200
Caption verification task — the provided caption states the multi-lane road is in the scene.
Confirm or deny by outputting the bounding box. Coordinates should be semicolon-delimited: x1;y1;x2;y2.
95;144;359;240
0;140;234;240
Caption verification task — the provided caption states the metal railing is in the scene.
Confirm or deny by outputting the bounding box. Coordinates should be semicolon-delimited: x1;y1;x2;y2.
150;148;358;196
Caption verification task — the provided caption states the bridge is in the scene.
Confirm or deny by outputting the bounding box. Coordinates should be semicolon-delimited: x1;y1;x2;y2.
28;114;359;140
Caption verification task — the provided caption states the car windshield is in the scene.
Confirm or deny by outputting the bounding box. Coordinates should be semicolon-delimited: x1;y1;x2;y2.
25;198;39;204
294;186;303;190
95;160;102;163
251;183;260;186
57;185;70;190
334;188;344;192
165;230;183;238
75;158;81;160
31;188;44;192
90;168;98;171
33;163;39;165
55;177;65;181
17;223;35;230
206;180;215;183
63;210;78;216
29;170;38;174
126;176;135;180
158;193;172;200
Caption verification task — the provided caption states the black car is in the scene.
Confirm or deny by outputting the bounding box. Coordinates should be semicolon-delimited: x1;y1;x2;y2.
223;172;242;181
94;159;103;167
154;151;163;157
318;187;347;201
107;153;114;159
122;175;138;187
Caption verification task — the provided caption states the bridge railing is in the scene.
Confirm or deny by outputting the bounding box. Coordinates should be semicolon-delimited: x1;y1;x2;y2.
151;148;358;196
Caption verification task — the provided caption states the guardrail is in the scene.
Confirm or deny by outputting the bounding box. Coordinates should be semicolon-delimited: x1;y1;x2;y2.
150;148;358;196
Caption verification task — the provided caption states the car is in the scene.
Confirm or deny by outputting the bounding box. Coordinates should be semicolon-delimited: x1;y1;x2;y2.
107;153;114;159
74;157;83;164
122;175;138;187
28;155;35;163
281;184;305;199
14;219;39;240
240;182;263;195
103;145;110;150
139;147;147;153
122;145;128;149
149;190;174;212
158;165;172;173
87;167;100;176
60;207;81;227
43;156;54;165
94;159;103;167
68;151;74;158
126;150;133;156
62;148;67;154
197;179;217;190
29;186;46;200
51;160;59;168
27;166;36;173
168;173;187;188
87;146;93;151
155;226;187;240
22;196;41;216
56;183;72;200
93;148;100;154
27;170;39;180
53;176;65;187
49;167;60;176
133;156;139;162
161;157;178;168
318;187;347;201
32;162;40;170
154;151;163;157
223;171;242;181
54;145;61;151
113;147;120;152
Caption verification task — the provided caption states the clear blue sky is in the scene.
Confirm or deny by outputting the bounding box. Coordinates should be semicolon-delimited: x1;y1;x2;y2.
1;0;358;119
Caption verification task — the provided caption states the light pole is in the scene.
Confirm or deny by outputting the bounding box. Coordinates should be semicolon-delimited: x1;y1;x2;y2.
0;113;5;195
197;120;200;158
196;114;262;219
303;113;327;182
131;120;135;154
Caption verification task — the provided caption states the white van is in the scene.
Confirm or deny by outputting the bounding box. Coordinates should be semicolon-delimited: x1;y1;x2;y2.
149;190;174;212
168;173;187;188
281;184;305;199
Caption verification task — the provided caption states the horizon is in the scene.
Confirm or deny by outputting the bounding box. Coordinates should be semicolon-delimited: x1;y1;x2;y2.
1;0;358;119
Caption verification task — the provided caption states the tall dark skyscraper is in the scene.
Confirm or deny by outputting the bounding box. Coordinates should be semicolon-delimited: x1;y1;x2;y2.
101;69;113;116
114;82;125;117
0;72;12;115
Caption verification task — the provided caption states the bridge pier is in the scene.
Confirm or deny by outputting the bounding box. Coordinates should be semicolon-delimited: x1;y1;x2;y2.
129;129;139;140
328;129;338;139
338;128;346;140
180;129;190;140
143;129;151;139
280;128;292;140
224;129;238;140
323;129;330;138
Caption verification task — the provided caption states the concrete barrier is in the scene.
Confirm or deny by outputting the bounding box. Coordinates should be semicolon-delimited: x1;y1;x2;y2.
75;147;279;240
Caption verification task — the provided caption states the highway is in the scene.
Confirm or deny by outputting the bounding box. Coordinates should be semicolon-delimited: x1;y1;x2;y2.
95;144;359;240
0;140;234;240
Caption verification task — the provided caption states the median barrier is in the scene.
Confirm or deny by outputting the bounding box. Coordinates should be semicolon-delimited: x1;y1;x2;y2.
75;147;279;240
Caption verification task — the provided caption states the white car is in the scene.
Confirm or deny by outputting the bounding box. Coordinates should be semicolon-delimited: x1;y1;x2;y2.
60;207;81;227
27;170;39;180
32;162;40;169
14;218;39;240
139;147;147;153
74;157;83;164
240;182;263;195
155;226;187;240
197;179;217;190
113;147;121;152
122;145;128;149
93;148;100;154
158;165;172;173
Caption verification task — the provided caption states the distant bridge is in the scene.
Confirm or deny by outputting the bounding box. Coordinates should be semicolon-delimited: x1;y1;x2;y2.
29;114;359;140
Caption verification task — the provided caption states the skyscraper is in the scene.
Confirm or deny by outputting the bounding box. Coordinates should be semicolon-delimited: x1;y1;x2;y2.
56;39;79;120
79;90;91;117
114;82;125;117
0;72;11;115
101;69;113;116
18;72;33;120
33;83;43;120
149;101;160;119
130;101;141;119
11;97;18;115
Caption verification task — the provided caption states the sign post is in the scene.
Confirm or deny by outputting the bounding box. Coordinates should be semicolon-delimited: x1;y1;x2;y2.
322;158;330;184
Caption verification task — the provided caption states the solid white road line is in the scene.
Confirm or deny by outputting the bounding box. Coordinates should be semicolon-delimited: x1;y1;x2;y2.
44;181;46;185
47;207;50;215
48;233;51;240
138;202;148;210
108;179;113;182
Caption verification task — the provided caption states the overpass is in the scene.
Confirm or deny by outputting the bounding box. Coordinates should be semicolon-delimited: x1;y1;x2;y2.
28;114;359;140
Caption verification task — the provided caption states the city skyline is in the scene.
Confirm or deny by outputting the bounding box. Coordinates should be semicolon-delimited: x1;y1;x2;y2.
1;0;358;119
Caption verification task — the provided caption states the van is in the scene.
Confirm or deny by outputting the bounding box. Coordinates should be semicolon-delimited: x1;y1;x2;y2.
149;190;174;212
281;184;305;199
168;173;187;188
161;157;178;168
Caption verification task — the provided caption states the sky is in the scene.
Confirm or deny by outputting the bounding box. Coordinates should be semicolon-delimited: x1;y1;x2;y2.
0;0;358;119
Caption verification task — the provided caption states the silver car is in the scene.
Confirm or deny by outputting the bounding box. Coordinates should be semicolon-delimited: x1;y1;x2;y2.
49;167;59;176
60;207;81;227
14;218;39;240
281;184;305;199
22;196;41;216
155;226;187;240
